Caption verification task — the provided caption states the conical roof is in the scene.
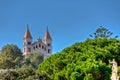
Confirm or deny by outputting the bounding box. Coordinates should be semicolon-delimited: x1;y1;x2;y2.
24;25;32;39
44;27;52;41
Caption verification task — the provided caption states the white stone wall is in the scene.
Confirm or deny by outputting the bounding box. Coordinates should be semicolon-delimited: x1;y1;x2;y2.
43;39;52;54
23;38;52;58
23;38;32;55
31;41;47;54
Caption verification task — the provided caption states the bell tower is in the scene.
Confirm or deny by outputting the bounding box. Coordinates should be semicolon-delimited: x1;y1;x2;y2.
43;27;52;54
23;25;32;55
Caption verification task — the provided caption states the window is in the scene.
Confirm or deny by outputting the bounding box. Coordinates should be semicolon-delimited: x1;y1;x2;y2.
39;44;41;47
36;45;38;48
33;47;35;50
42;45;44;49
28;42;31;45
47;43;51;46
28;48;31;52
48;49;51;53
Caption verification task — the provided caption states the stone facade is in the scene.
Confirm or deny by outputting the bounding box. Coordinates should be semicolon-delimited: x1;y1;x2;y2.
23;26;52;58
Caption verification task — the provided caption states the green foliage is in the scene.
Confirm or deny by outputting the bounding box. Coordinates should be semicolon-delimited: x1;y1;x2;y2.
1;44;22;59
0;65;50;80
3;70;19;80
84;74;94;80
70;72;81;80
0;44;23;69
38;38;120;80
54;71;67;80
23;53;43;69
0;44;45;79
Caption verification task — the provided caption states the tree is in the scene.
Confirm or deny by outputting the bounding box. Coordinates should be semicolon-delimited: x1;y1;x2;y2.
38;38;120;80
0;44;23;69
0;65;50;80
23;53;43;69
84;74;94;80
89;26;113;38
2;70;19;80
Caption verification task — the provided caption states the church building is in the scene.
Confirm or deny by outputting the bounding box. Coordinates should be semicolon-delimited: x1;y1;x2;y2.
23;25;52;58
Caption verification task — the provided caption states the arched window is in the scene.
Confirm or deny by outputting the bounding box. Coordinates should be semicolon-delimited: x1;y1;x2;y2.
39;44;41;47
36;45;38;48
28;42;31;45
42;45;44;49
47;43;51;46
48;49;51;53
33;46;35;50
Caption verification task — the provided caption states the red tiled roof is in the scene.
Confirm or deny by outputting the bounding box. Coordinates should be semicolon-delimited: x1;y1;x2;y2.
44;27;52;40
24;27;32;39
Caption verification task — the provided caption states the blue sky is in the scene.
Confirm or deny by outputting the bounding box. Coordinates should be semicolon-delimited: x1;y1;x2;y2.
0;0;120;53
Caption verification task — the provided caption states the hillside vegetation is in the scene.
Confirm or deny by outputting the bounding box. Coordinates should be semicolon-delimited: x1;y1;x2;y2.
38;38;120;80
0;44;46;80
0;26;120;80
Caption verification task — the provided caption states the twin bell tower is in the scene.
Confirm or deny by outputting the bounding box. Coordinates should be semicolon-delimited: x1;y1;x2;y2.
23;25;52;58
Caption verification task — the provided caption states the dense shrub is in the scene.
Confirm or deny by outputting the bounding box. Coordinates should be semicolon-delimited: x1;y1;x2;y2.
38;38;120;80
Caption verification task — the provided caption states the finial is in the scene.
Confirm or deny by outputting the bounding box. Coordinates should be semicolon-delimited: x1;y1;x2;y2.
43;26;52;41
46;26;48;31
24;24;32;39
37;36;41;42
27;24;29;28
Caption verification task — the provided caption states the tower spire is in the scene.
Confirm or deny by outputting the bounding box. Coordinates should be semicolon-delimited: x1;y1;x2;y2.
24;25;32;39
27;24;29;29
44;27;52;41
